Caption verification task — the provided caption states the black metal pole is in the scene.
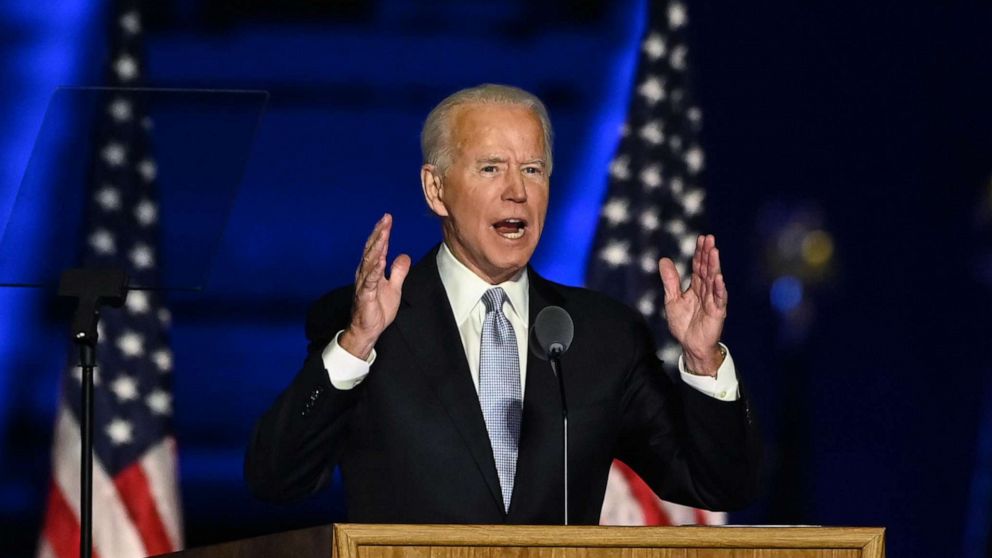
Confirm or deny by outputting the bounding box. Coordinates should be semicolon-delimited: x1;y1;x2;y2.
550;351;568;525
79;343;95;558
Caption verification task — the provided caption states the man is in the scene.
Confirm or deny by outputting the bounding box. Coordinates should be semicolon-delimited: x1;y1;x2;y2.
245;84;760;524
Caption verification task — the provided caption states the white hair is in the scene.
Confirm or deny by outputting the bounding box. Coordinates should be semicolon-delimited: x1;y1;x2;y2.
421;83;554;175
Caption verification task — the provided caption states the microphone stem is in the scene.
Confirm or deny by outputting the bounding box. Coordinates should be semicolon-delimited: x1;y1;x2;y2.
551;352;568;525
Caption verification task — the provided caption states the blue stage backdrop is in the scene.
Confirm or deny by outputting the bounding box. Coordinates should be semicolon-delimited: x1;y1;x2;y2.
0;2;990;558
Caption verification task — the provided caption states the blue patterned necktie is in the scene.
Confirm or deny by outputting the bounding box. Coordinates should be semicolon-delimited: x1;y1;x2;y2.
478;287;522;513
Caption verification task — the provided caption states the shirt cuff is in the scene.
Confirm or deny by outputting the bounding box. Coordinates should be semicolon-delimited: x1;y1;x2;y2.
321;330;376;390
678;343;740;401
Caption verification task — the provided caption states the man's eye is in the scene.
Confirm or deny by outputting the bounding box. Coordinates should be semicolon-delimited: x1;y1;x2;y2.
524;167;543;175
481;166;498;173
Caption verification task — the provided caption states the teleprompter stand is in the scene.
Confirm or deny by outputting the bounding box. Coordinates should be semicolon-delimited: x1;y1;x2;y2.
58;268;128;558
0;86;268;558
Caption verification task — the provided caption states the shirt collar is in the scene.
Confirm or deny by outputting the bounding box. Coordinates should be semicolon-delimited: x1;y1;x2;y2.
436;242;529;326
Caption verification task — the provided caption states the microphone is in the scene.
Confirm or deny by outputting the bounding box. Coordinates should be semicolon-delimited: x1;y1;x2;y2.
531;306;574;361
531;306;573;524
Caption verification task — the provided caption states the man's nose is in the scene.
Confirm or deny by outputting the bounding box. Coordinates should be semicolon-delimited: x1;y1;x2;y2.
502;171;527;202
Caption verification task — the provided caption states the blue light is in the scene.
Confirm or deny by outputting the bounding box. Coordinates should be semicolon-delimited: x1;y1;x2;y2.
531;0;647;285
770;275;803;313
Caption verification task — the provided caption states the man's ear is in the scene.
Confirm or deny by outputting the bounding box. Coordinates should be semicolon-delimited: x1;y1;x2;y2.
420;164;448;217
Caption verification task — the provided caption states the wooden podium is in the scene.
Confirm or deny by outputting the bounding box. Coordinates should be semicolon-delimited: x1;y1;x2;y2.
160;524;884;558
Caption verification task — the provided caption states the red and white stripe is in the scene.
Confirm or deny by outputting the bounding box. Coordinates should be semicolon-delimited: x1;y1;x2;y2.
38;407;183;558
600;460;727;526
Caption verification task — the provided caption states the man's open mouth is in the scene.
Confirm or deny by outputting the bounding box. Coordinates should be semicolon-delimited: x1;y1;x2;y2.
492;218;527;240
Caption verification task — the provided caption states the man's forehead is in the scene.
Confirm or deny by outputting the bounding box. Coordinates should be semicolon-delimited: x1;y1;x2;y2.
451;104;544;150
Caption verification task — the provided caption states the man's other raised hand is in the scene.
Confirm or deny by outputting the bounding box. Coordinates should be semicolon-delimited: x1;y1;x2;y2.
340;214;411;360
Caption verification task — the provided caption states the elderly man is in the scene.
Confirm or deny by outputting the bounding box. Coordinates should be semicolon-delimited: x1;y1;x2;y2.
246;84;760;524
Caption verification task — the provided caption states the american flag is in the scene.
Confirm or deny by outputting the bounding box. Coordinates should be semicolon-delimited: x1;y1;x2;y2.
589;0;725;526
37;3;184;557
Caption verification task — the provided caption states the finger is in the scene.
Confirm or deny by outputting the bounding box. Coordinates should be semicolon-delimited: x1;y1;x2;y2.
713;272;728;310
708;246;722;279
387;253;412;291
692;235;706;282
358;228;388;292
658;257;681;304
356;214;389;280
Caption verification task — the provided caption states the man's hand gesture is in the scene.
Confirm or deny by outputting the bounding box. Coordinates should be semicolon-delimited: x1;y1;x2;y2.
340;214;411;360
659;234;727;376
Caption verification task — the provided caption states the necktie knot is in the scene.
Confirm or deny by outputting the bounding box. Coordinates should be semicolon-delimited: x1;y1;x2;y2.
482;287;507;315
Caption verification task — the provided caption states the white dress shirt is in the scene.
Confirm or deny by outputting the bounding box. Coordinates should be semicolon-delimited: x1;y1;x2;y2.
321;243;741;401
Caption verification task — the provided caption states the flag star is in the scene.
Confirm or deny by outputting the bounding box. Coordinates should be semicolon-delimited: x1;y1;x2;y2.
637;76;666;105
141;116;153;130
619;123;629;137
642;32;667;60
640;209;661;232
685;147;704;173
108;98;132;122
135;199;158;226
599;240;632;268
665;218;687;236
138;159;157;182
117;331;145;358
125;290;149;314
638;120;665;145
602;198;630;226
95;185;121;211
130;243;154;269
609;156;631;180
89;229;116;255
669;135;684;152
114;54;139;81
640;165;663;189
670;45;688;71
106;418;134;445
110;375;139;402
119;10;141;34
158;308;172;327
670;176;685;194
668;1;688;29
152;349;173;373
637;292;656;316
682;189;705;216
679;235;697;258
687;107;703;125
101;142;127;167
640;250;659;274
147;390;172;416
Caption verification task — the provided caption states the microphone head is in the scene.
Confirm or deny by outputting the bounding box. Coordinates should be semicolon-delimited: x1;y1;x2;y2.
531;306;574;360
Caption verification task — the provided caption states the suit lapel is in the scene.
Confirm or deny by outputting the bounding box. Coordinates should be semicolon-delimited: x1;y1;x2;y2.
508;270;566;521
391;247;505;514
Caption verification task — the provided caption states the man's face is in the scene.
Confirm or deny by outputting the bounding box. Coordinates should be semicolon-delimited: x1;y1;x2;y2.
422;103;549;284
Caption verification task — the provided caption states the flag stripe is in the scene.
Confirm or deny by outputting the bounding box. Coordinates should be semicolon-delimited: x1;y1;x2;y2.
51;408;146;558
41;480;100;558
113;462;174;555
616;460;671;525
37;539;59;558
140;438;183;548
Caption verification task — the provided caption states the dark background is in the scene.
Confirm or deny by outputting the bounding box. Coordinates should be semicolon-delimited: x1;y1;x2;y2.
1;1;990;557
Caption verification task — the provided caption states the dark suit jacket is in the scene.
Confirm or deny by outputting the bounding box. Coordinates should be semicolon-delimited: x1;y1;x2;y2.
245;247;760;524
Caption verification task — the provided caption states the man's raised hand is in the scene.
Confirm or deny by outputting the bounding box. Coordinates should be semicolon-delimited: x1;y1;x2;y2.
339;214;411;360
658;234;728;376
